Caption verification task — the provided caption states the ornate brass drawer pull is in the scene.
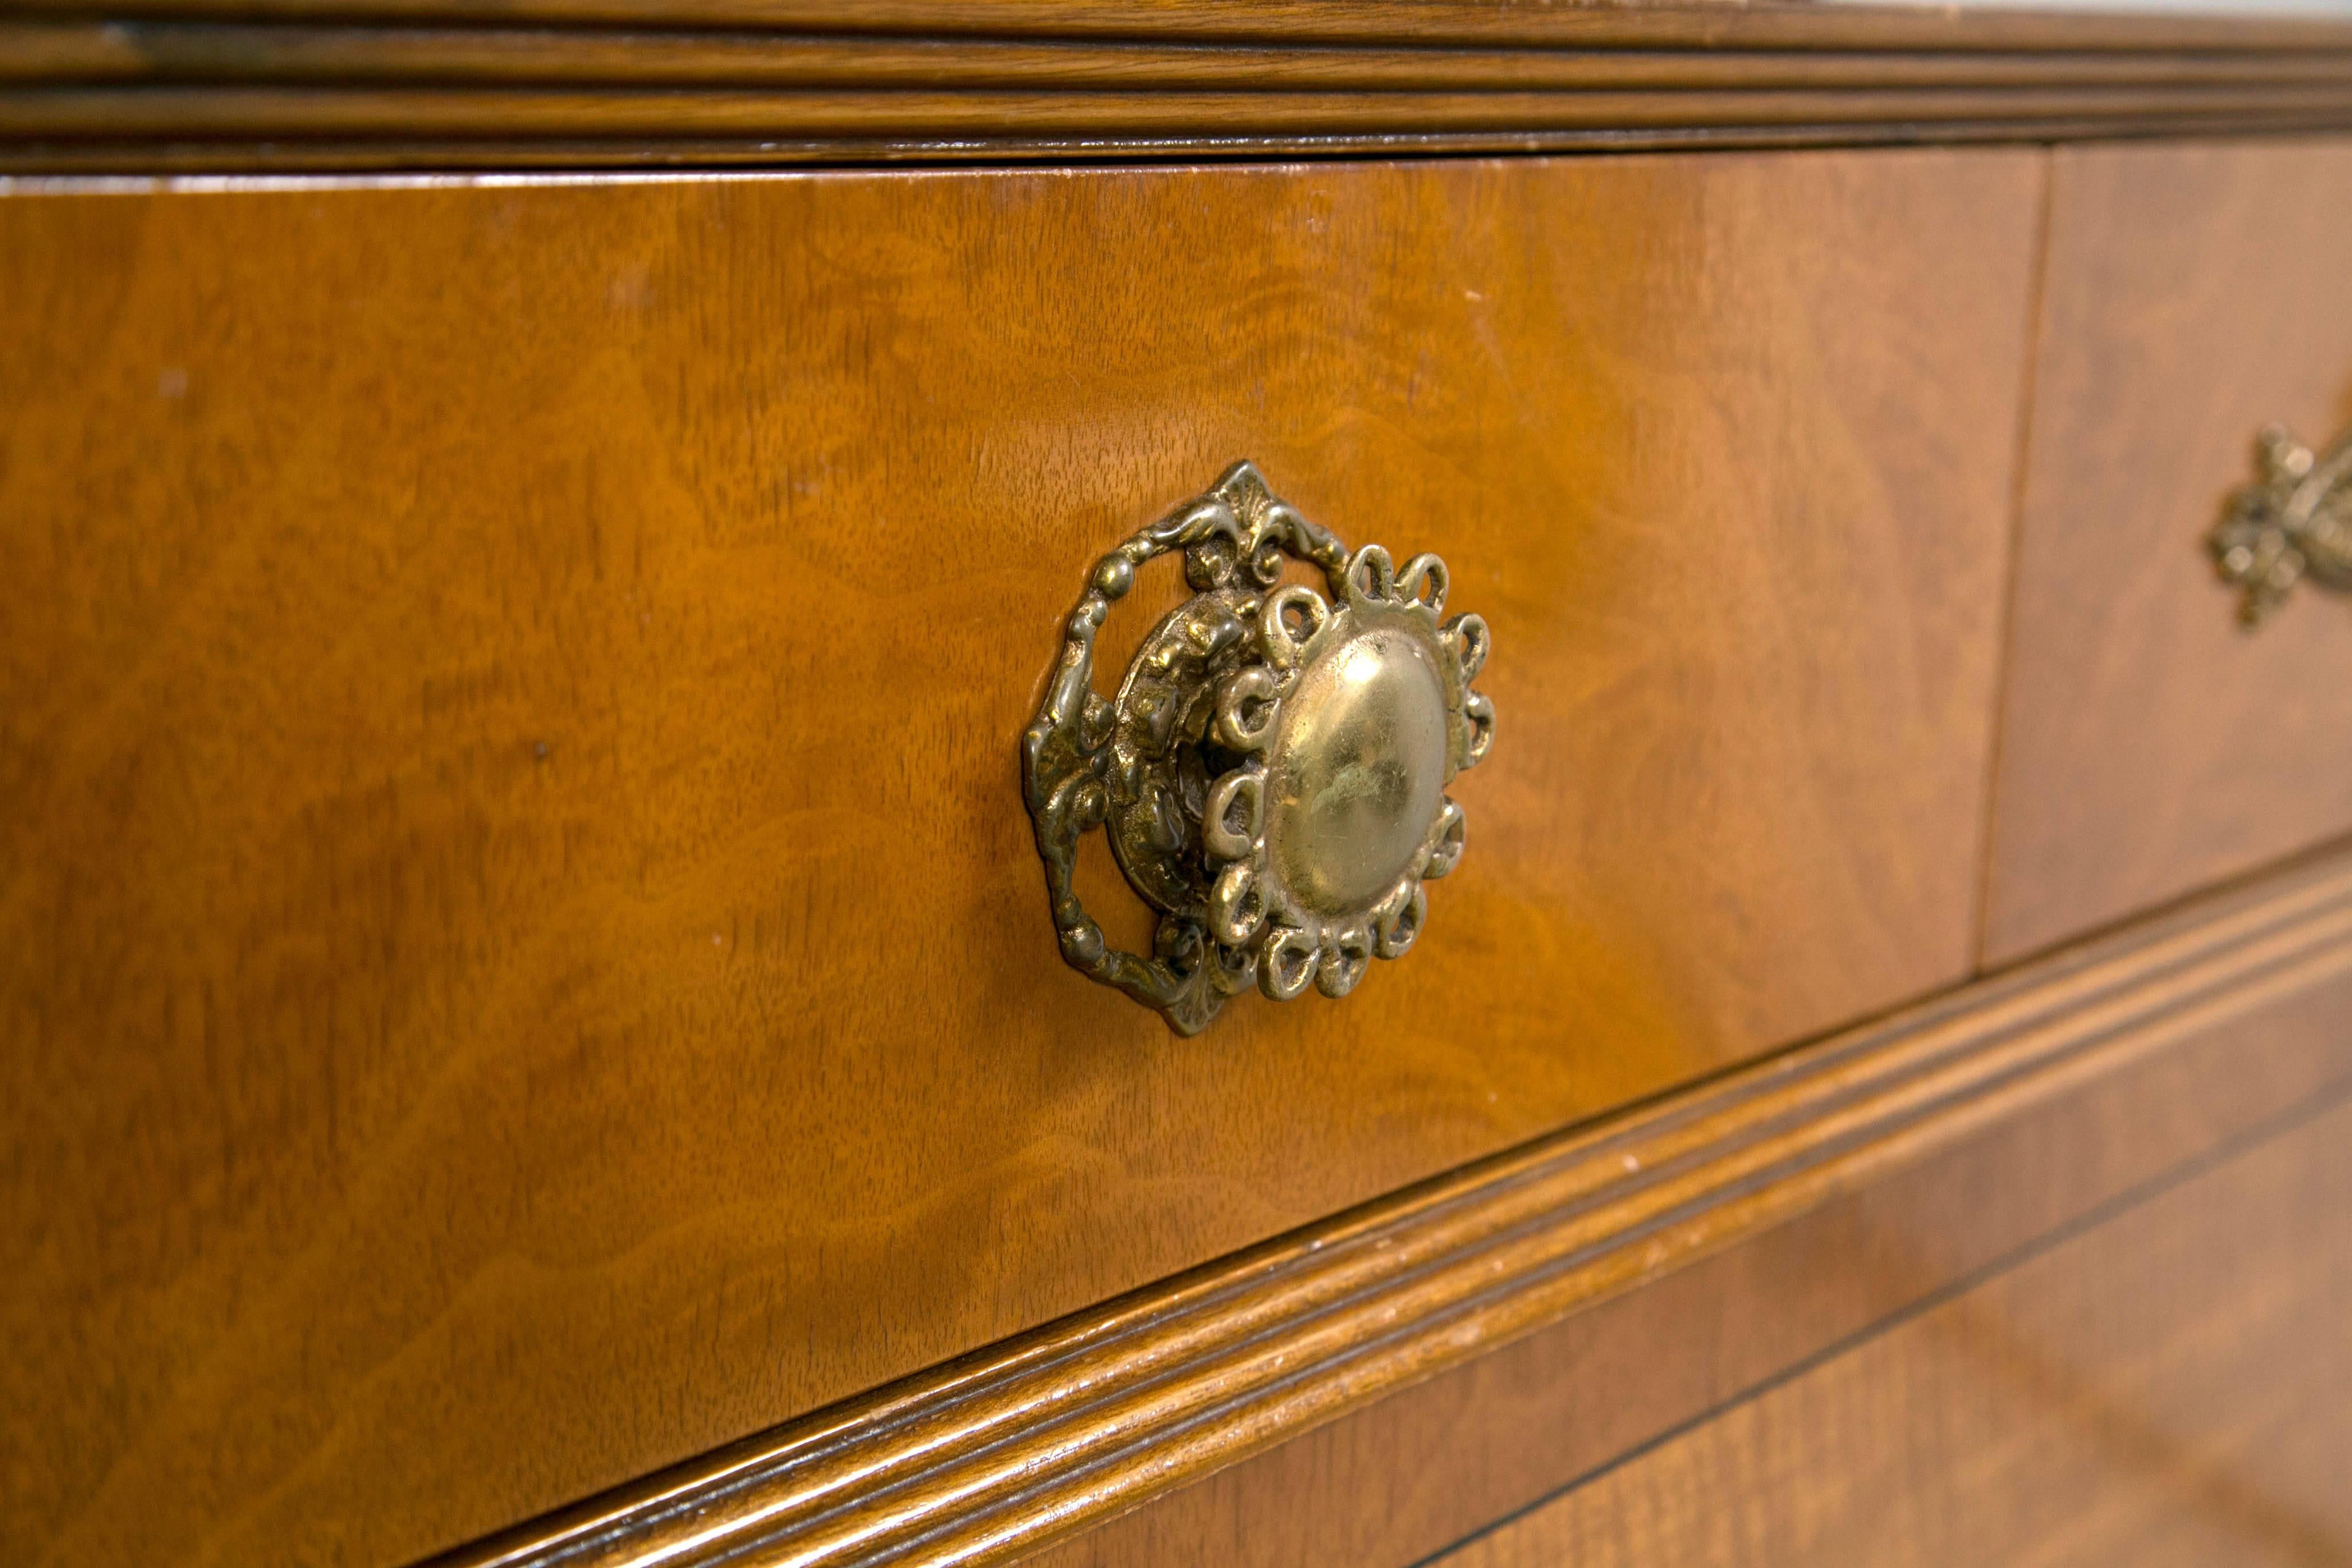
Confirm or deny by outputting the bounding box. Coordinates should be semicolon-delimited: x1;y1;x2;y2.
1022;462;1494;1035
2210;422;2352;625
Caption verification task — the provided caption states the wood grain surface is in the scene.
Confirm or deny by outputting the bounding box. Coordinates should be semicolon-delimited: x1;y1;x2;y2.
1432;1092;2352;1568
437;845;2352;1568
1022;846;2352;1568
1985;141;2352;966
0;152;2033;1567
19;23;2352;91
12;0;2352;52
7;9;2352;170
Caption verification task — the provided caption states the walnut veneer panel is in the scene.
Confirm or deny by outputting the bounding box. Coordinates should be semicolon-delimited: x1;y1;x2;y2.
0;151;2035;1566
1985;140;2352;966
1433;1093;2352;1568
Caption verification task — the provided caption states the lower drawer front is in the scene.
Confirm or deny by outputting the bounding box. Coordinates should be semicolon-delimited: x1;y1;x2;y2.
0;150;2035;1566
1986;140;2352;964
1432;1093;2352;1568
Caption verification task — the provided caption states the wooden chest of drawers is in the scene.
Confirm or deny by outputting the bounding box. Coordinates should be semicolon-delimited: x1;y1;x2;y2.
7;8;2352;1567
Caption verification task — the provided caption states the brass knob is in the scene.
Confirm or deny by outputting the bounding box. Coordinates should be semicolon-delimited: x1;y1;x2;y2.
2210;422;2352;625
1022;462;1493;1035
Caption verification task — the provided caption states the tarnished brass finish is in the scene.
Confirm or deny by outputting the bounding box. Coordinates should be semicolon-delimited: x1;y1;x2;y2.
1022;462;1493;1034
2210;422;2352;624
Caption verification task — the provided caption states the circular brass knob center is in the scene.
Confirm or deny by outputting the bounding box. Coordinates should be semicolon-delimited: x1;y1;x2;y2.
1267;614;1450;918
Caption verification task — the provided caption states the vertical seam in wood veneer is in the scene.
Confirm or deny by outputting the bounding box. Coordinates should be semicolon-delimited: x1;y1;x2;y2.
1963;827;2352;977
1970;144;2059;979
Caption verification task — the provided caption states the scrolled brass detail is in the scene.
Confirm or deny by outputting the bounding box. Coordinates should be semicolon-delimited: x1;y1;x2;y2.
2210;422;2352;625
1021;462;1493;1035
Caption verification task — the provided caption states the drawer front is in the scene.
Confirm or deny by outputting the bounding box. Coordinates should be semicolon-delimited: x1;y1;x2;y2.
1986;141;2352;965
1425;1092;2352;1568
0;151;2036;1566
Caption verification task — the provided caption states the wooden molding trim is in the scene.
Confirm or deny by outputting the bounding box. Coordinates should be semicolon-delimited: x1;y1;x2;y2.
9;8;2352;172
13;1;2352;50
426;845;2352;1568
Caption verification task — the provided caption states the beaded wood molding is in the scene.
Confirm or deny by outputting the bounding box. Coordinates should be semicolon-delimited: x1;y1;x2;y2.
7;3;2352;171
424;844;2352;1568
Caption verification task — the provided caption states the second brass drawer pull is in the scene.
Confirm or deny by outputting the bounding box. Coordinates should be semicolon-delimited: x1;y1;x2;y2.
1022;462;1494;1036
2211;422;2352;625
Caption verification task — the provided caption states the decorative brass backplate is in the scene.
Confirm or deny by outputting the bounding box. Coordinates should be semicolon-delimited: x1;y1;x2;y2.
2210;423;2352;625
1021;462;1493;1035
